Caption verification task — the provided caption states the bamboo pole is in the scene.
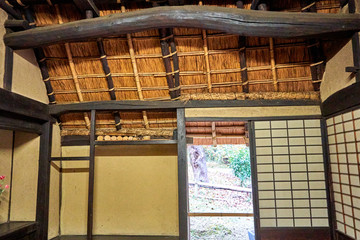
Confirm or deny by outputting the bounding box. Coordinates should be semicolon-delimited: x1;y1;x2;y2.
55;5;91;128
121;5;149;129
199;0;212;93
269;37;279;92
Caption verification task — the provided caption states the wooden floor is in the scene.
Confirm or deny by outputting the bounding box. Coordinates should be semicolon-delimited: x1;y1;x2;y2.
51;236;179;240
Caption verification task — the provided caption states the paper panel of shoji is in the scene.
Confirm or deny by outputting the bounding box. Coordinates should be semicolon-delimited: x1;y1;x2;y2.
327;108;360;239
255;119;329;228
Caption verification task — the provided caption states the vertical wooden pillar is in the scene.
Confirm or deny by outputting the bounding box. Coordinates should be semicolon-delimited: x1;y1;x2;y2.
249;121;261;240
349;0;360;83
321;119;336;240
87;109;96;240
177;108;189;240
36;121;53;240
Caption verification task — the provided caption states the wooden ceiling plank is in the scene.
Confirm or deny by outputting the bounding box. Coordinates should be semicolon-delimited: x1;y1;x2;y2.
4;6;360;50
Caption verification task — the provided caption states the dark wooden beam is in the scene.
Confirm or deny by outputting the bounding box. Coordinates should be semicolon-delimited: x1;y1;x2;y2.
84;10;121;130
3;46;13;91
0;88;49;122
300;0;326;91
321;82;360;117
62;135;90;146
24;8;57;104
49;99;320;116
236;0;249;93
349;0;360;83
4;19;30;31
177;108;189;240
167;29;181;98
87;110;96;240
0;111;43;134
4;6;360;49
0;0;22;19
260;227;331;240
73;0;99;17
159;28;177;99
36;121;53;240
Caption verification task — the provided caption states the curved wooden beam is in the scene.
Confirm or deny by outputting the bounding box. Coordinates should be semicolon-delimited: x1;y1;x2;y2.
4;5;360;50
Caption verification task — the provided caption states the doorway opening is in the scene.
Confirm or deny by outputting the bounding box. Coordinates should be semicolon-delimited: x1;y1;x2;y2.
186;121;255;240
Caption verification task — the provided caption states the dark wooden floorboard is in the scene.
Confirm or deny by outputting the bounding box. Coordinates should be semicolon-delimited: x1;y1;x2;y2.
51;236;179;240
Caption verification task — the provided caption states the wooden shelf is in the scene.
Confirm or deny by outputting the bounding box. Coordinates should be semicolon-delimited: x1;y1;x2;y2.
95;140;177;145
0;221;37;240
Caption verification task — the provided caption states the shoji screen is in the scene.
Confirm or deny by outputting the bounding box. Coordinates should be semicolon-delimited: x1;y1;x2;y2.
254;119;329;228
327;108;360;239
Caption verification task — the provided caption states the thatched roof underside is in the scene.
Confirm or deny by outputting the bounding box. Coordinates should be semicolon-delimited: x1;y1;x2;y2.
30;0;340;137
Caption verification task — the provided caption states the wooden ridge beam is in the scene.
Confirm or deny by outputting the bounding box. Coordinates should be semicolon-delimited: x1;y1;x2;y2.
4;6;360;50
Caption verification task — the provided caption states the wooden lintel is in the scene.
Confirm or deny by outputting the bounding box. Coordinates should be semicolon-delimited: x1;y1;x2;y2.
4;6;360;49
49;99;320;116
0;88;49;122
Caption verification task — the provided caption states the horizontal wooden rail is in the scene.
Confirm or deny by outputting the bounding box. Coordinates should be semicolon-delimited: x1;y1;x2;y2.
4;6;359;49
49;99;320;116
188;212;254;217
50;157;90;161
189;182;252;193
95;140;178;145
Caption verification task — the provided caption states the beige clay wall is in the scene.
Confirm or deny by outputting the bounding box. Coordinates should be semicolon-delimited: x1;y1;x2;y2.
60;145;179;236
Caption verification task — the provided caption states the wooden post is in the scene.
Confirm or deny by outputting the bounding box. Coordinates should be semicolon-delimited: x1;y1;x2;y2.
349;0;360;83
0;0;22;19
177;108;189;240
87;109;96;240
36;121;53;240
167;28;181;98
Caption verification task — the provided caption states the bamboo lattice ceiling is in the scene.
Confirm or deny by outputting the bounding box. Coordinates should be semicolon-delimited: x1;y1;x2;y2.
17;0;342;136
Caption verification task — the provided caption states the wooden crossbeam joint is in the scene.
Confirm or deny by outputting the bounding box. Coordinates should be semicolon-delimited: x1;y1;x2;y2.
345;66;360;73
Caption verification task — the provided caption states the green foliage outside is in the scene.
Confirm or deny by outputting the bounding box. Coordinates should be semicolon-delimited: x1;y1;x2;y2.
203;145;251;187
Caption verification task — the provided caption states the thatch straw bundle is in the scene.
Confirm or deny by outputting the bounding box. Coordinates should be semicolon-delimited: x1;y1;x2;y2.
30;0;338;136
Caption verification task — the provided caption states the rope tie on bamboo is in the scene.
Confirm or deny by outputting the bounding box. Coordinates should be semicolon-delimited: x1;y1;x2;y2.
39;57;46;63
162;51;177;59
115;122;121;126
43;77;50;82
100;55;107;59
4;1;13;7
240;67;247;71
106;72;111;77
312;79;322;83
310;61;324;67
160;34;174;41
109;88;115;91
301;2;316;11
16;0;26;7
50;101;56;104
239;47;246;51
169;85;181;92
48;91;54;96
171;96;181;101
166;69;180;76
29;22;36;26
242;81;249;85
